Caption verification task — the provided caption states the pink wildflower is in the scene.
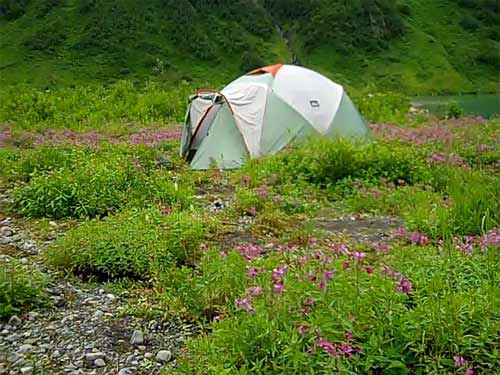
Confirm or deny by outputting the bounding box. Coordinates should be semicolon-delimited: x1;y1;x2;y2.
271;266;288;282
317;337;337;356
381;265;390;275
273;282;284;294
372;242;390;253
235;298;255;314
257;186;268;199
352;252;367;261
395;227;408;239
323;270;335;282
341;343;354;358
454;356;465;368
366;266;374;274
343;261;351;270
296;324;308;335
247;207;257;216
303;297;315;307
247;286;263;296
465;368;474;375
344;332;353;341
397;277;413;294
246;266;258;278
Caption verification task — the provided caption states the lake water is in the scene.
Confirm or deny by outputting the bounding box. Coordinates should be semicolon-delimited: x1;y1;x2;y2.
411;94;500;118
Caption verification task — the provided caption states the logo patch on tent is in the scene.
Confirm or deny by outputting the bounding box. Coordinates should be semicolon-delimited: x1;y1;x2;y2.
310;100;320;108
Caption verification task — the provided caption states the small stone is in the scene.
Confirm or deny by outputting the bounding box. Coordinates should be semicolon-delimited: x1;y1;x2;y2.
0;227;13;237
85;352;106;362
144;352;154;359
130;330;144;345
8;315;21;326
155;350;172;363
20;367;33;375
18;344;33;353
49;221;57;227
126;354;135;363
24;338;38;345
106;293;116;301
118;368;135;375
137;345;146;351
94;358;106;367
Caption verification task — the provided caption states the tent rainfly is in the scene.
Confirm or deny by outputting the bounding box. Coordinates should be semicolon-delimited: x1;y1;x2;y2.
180;64;369;169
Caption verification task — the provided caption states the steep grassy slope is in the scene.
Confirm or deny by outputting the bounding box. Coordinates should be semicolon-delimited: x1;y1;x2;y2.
0;0;498;94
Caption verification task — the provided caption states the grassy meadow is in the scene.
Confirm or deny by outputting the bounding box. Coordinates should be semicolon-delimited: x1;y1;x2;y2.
0;84;499;374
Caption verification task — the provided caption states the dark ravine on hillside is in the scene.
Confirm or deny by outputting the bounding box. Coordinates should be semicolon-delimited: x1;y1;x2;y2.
0;0;498;93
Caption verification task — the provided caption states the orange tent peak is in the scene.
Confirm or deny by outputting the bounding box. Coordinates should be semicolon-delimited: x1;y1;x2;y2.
249;64;284;77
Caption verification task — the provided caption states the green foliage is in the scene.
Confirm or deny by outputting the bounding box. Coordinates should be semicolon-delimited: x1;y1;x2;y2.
243;139;428;188
10;144;191;219
0;0;498;93
173;240;500;374
46;208;206;279
353;92;410;123
0;81;198;131
443;101;465;119
0;261;47;318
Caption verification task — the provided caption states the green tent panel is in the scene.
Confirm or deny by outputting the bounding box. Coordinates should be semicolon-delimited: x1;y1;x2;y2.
190;104;249;169
260;92;315;155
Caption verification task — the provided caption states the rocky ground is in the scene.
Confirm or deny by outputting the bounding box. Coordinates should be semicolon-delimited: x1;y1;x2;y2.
0;185;400;374
0;188;199;375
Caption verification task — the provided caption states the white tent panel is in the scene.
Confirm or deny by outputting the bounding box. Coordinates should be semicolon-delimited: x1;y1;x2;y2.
189;96;213;134
272;65;344;134
222;83;269;158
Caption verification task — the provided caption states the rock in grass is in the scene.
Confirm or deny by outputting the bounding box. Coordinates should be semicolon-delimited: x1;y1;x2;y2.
8;315;22;326
130;330;144;345
155;350;172;363
84;352;105;362
94;358;106;367
118;368;135;375
20;367;33;375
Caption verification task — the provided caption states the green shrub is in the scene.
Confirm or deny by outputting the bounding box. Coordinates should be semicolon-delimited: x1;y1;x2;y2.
174;240;500;374
10;145;191;218
46;208;206;279
353;92;410;123
0;261;48;318
242;139;429;189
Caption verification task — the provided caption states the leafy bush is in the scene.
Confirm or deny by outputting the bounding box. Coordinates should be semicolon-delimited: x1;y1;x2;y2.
46;208;206;279
173;238;500;374
0;261;48;318
241;139;429;188
353;92;410;123
11;145;191;218
0;81;200;131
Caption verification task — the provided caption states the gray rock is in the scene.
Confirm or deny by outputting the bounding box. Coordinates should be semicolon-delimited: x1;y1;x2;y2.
0;363;7;375
0;227;13;237
18;344;33;354
130;330;144;345
155;350;172;363
118;368;135;375
144;352;154;359
93;358;106;367
7;315;21;326
20;367;33;375
84;352;106;362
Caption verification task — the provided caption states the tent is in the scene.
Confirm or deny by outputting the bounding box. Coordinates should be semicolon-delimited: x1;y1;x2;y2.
180;64;369;169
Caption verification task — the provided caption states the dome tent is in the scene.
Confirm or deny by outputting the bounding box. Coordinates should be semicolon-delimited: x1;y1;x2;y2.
180;64;369;169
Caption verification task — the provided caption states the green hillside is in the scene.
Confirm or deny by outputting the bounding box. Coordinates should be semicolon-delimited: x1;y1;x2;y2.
0;0;498;94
